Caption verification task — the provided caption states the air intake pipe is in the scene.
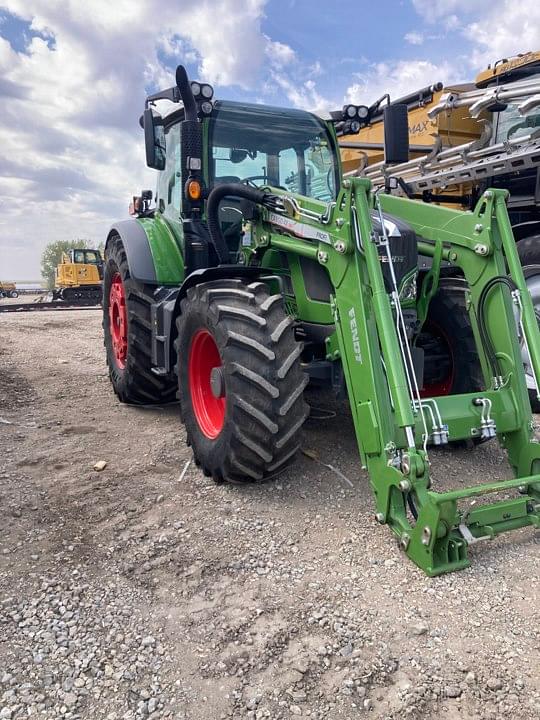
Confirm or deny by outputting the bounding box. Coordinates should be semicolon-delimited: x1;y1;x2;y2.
175;65;197;121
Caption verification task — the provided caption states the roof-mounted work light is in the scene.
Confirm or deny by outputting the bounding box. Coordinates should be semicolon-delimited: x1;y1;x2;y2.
342;104;370;122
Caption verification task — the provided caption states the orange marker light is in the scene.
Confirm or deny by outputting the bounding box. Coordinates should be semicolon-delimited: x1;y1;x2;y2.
187;180;202;201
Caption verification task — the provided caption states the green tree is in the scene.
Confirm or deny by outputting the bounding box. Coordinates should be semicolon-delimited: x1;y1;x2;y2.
40;239;91;290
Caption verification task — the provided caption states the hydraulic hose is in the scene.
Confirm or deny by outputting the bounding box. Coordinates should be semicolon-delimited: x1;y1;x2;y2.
477;275;518;381
206;183;267;265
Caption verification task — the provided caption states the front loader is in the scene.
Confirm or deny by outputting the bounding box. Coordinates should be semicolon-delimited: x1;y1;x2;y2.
103;65;540;575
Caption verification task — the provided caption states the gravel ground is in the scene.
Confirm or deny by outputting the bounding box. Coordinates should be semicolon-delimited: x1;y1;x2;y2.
0;309;539;720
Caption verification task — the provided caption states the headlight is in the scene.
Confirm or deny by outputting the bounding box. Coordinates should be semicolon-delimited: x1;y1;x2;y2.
357;105;369;119
201;83;214;99
399;270;418;303
200;101;213;115
191;81;201;97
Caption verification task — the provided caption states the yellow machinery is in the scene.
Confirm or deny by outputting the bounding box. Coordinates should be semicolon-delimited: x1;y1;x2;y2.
53;249;103;303
339;51;540;409
0;281;18;298
339;51;540;210
340;82;485;176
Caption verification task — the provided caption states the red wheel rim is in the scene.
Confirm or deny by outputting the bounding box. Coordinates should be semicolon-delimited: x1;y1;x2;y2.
420;321;455;397
188;329;225;439
109;272;128;370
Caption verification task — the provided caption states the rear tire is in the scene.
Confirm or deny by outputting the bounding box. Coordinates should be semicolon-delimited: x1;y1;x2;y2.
103;234;176;404
176;279;309;483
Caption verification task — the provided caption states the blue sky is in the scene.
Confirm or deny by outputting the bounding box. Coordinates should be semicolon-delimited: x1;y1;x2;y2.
0;0;538;279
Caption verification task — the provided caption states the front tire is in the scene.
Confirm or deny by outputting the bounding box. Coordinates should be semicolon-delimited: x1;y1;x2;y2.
176;279;309;483
517;236;540;412
418;287;482;396
103;235;176;404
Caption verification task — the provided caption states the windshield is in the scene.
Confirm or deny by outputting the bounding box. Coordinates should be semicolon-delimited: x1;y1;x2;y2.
209;101;338;202
495;102;540;143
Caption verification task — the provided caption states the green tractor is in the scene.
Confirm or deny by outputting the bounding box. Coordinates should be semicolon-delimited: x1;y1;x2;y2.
103;65;540;575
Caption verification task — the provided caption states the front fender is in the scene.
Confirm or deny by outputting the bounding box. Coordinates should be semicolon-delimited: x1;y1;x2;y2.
106;215;184;285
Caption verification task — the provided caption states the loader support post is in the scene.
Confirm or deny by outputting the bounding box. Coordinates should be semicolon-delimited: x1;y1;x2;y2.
352;181;417;440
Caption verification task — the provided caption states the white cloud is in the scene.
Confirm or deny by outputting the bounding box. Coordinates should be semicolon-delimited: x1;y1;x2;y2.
345;59;457;106
411;0;486;23
266;38;296;68
464;0;540;68
0;0;274;279
270;70;334;114
404;31;424;46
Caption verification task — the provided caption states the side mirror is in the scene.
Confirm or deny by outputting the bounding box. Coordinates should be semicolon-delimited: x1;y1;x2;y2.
383;104;409;165
143;108;166;170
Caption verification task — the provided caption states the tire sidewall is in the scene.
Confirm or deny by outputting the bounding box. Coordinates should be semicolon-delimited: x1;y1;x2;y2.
421;290;481;395
103;246;129;386
517;235;540;412
516;234;540;267
178;302;234;476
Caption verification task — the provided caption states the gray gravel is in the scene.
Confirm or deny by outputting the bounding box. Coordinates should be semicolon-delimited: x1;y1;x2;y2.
1;310;539;719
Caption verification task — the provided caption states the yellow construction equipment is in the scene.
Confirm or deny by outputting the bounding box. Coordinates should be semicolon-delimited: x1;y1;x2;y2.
339;50;540;209
0;281;18;299
53;249;103;304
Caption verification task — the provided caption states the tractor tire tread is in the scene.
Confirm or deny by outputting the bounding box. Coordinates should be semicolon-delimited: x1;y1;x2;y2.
176;279;308;483
103;234;176;405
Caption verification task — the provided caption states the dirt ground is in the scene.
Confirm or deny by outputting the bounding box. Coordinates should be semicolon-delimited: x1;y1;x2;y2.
1;309;539;720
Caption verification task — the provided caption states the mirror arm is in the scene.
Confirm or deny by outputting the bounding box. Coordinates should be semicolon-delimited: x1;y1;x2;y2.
145;86;180;108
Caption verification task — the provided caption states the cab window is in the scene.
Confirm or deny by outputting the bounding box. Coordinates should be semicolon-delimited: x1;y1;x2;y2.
157;123;182;217
209;102;338;202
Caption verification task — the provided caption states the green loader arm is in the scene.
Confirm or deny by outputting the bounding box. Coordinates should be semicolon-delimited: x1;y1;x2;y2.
247;178;540;575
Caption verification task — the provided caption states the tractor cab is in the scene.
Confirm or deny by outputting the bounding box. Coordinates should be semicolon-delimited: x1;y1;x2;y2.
207;101;340;256
66;248;103;266
142;97;342;267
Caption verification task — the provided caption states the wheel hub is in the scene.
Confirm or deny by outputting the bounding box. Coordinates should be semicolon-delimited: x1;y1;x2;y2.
188;329;225;439
210;367;225;398
109;272;128;369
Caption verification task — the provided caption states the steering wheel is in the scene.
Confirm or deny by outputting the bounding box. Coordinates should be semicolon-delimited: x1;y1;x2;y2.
326;167;336;196
241;175;289;191
240;175;270;188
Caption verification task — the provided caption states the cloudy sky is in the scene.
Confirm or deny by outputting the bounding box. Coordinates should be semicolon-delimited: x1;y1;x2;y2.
1;0;540;280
